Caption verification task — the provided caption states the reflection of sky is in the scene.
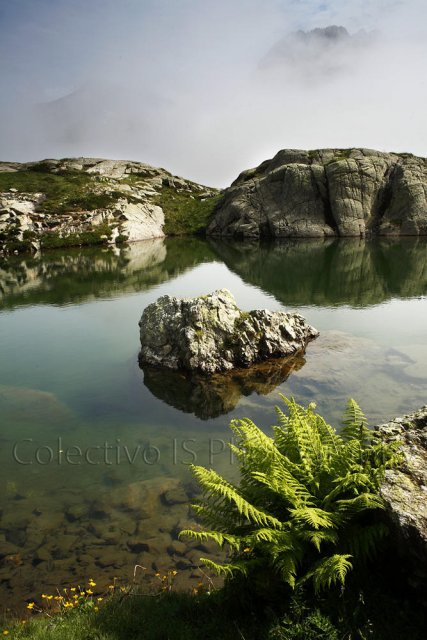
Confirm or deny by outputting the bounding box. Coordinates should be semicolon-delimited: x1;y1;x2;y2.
300;298;427;346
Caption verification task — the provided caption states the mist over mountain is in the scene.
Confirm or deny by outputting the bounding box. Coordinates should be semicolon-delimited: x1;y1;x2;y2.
259;25;377;82
1;0;426;186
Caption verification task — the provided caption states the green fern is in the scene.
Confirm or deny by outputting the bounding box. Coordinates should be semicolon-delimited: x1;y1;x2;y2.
180;398;400;593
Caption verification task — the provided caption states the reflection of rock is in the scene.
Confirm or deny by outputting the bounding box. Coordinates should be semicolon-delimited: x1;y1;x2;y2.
378;407;427;588
0;237;216;309
139;289;318;374
209;237;427;307
142;354;305;419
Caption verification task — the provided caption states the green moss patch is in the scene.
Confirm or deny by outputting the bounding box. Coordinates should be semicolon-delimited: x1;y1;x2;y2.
156;188;222;235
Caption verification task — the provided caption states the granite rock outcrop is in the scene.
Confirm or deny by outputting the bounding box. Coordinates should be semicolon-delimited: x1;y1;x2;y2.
0;158;217;254
138;289;318;374
378;406;427;587
208;148;427;238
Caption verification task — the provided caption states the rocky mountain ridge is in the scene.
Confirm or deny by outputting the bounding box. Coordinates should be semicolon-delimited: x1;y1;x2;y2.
2;148;427;255
0;158;218;255
208;148;427;238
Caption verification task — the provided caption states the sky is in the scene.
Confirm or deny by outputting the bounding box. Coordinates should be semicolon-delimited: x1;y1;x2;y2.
0;0;426;186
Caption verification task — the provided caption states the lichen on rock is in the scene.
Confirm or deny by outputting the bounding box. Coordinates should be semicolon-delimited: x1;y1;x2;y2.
378;406;427;587
138;288;318;374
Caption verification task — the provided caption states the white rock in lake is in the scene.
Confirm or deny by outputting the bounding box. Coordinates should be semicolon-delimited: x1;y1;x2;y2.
139;288;318;374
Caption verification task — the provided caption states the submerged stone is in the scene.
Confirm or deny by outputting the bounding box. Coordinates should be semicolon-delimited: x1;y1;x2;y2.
138;288;318;374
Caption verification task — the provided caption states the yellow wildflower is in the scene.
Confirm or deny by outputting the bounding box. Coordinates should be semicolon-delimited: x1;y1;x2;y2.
172;570;177;576
2;631;9;636
70;587;76;592
88;580;96;587
86;589;93;595
27;602;35;610
94;606;99;612
97;597;103;602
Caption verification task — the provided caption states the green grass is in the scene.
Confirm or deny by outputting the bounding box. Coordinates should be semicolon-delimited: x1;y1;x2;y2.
0;590;268;640
0;170;222;248
2;567;425;640
156;188;222;235
0;169;124;216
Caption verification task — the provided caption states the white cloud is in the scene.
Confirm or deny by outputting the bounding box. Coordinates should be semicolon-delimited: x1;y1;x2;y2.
0;0;426;186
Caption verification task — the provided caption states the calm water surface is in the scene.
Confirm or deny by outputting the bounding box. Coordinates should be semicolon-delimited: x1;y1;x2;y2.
0;236;426;610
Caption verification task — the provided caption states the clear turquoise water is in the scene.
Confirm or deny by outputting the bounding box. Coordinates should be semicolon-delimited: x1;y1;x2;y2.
0;236;426;610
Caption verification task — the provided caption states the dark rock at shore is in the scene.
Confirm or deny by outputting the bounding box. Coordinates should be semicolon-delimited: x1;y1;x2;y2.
378;406;427;588
138;289;318;374
208;148;427;238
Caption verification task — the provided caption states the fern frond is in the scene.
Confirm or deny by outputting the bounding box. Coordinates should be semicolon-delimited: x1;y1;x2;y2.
298;529;339;552
341;398;370;447
178;529;241;551
190;465;282;528
307;554;353;593
247;529;295;550
289;507;337;530
335;492;384;514
272;552;298;589
252;467;313;509
315;414;342;453
199;557;248;577
275;398;318;485
322;471;375;506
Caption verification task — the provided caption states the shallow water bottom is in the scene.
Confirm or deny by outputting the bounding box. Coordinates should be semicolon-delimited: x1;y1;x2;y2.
0;236;426;611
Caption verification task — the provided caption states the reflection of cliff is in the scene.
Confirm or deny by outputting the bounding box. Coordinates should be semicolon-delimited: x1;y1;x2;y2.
208;238;427;307
0;237;216;309
141;355;305;419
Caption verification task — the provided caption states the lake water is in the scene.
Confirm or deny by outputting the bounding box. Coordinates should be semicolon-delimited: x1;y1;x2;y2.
0;236;426;611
